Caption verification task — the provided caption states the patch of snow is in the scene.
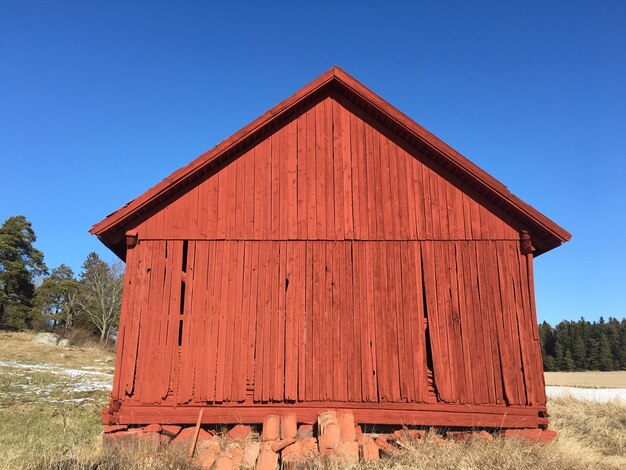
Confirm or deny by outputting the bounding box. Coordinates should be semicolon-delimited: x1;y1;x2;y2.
546;386;626;402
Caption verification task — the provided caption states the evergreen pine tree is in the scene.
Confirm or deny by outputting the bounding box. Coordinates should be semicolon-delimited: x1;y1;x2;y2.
0;216;48;329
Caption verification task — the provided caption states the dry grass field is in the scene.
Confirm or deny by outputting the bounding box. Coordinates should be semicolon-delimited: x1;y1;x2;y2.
0;332;625;470
544;371;626;388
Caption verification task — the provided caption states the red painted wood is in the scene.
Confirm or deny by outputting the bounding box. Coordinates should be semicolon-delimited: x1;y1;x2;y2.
97;73;567;428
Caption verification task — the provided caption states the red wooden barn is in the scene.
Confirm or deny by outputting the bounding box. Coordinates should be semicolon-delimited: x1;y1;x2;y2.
91;67;570;430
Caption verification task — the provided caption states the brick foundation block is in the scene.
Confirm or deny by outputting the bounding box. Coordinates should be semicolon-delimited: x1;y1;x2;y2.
161;425;182;437
262;415;280;442
281;413;298;440
256;448;278;470
228;424;252;442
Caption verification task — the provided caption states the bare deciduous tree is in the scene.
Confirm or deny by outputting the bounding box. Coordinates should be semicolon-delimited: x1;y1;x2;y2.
77;253;124;342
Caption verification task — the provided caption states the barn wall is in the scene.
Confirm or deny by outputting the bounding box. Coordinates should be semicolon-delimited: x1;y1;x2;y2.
134;97;520;242
108;94;547;426
112;238;545;409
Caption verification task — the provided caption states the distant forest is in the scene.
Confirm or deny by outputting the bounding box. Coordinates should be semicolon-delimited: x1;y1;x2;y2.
539;318;626;371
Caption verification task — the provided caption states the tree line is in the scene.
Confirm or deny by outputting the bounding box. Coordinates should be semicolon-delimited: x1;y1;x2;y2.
0;215;123;342
539;318;626;371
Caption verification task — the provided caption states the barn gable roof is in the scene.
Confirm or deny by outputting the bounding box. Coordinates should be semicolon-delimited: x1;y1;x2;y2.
91;66;570;259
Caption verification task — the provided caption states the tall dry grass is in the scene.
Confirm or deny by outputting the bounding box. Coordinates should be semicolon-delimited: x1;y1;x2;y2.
0;396;623;470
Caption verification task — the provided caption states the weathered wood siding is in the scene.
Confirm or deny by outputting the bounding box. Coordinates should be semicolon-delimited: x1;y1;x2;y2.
114;238;544;410
135;97;520;242
108;95;547;427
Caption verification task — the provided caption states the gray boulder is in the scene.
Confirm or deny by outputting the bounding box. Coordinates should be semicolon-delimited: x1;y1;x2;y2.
32;332;60;346
58;339;70;347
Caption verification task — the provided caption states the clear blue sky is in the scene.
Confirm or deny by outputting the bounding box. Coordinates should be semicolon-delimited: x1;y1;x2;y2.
1;2;624;325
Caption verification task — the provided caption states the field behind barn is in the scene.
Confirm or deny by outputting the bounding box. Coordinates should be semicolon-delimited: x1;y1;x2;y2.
0;331;625;470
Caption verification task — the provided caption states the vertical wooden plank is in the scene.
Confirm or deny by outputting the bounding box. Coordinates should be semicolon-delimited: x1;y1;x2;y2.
478;242;505;404
253;241;267;402
366;242;382;402
315;102;327;239
399;242;415;402
191;242;209;403
508;241;534;405
332;100;345;240
234;241;251;401
461;193;472;240
339;105;354;239
262;139;273;239
390;242;407;401
122;243;146;398
380;136;394;240
295;242;307;402
395;144;410;240
243;148;256;240
406;242;428;402
117;243;140;398
196;178;208;239
229;241;246;401
160;241;182;400
471;242;496;403
245;242;260;394
402;150;418;240
411;158;426;239
387;141;401;240
287;120;298;240
421;167;434;240
469;197;481;240
304;241;314;401
456;242;479;404
493;241;521;405
429;172;442;240
226;162;237;239
275;241;287;401
479;205;492;240
154;241;173;402
518;247;545;405
324;98;335;239
344;241;358;401
296;114;308;239
204;241;221;402
311;241;324;400
284;242;295;400
178;241;198;404
364;122;378;238
143;241;168;404
306;109;317;239
323;242;333;401
132;243;153;399
373;131;386;238
265;242;279;401
133;242;154;402
375;243;390;401
221;241;240;401
496;242;525;405
352;243;367;401
278;127;289;240
332;242;344;401
447;242;468;403
205;174;218;239
214;241;233;402
356;117;369;240
437;175;450;240
349;113;362;239
271;133;281;240
421;242;449;402
253;145;265;240
216;166;228;238
233;158;246;239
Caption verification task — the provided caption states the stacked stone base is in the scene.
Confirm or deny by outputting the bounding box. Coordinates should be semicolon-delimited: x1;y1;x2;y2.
103;411;557;468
